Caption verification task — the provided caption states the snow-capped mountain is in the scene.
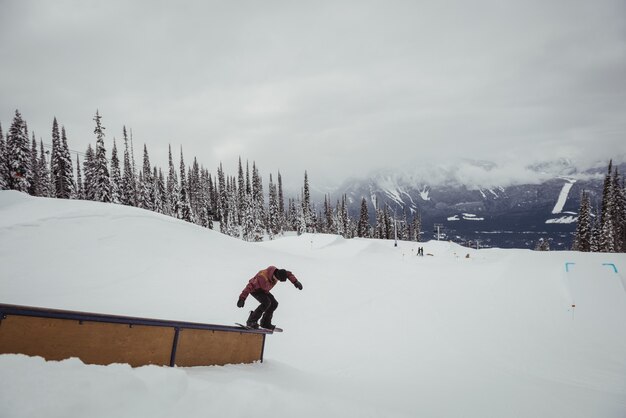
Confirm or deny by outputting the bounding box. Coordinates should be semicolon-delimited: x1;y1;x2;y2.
328;160;620;249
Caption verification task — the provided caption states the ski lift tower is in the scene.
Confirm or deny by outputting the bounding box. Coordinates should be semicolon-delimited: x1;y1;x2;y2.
433;223;443;241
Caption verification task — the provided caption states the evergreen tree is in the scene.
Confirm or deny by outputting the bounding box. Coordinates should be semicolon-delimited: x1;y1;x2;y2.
302;171;314;232
166;144;179;216
178;148;193;222
153;167;165;214
75;154;84;199
237;157;245;225
599;161;616;252
190;157;201;218
139;144;154;210
323;195;334;233
110;138;121;203
590;212;600;252
217;162;228;232
6;110;31;192
340;194;349;238
411;211;422;242
39;139;52;197
574;190;592;251
251;162;265;241
267;174;281;239
241;187;255;241
57;126;75;198
611;168;625;252
358;197;369;238
83;145;95;200
383;205;393;239
120;127;136;206
226;177;240;237
0;124;9;190
375;198;384;239
50;117;60;195
0;123;7;190
277;171;287;231
535;237;550;251
28;134;40;196
92;111;111;202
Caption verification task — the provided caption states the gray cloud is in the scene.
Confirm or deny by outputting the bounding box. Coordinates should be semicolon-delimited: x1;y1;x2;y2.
1;0;625;191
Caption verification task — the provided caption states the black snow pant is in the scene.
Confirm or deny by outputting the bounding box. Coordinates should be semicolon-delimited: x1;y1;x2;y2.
247;290;278;327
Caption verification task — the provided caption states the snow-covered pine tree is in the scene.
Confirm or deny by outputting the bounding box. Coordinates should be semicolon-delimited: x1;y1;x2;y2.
357;197;370;238
267;174;276;239
322;195;333;233
75;154;84;199
178;148;193;222
138;144;154;210
399;209;409;241
251;162;265;241
120;127;136;206
599;161;616;252
39;139;53;198
83;145;95;200
611;168;625;252
237;157;245;225
189;157;201;219
340;194;349;238
206;171;216;223
618;177;626;252
153;167;165;214
302;171;315;233
6;110;31;192
196;168;212;228
574;190;592;251
110;138;121;204
590;212;600;252
276;171;287;231
59;127;75;198
227;176;240;237
0;123;7;190
374;198;384;239
28;134;40;196
411;211;421;242
91;111;111;202
534;237;550;251
383;205;393;239
296;198;307;236
241;187;254;241
166;144;179;216
217;162;228;232
50;117;60;195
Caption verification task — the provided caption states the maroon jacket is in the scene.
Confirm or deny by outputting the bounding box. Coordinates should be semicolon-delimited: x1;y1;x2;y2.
239;266;298;300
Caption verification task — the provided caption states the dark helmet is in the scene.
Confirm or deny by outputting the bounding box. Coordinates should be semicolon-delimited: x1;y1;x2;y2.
275;269;288;281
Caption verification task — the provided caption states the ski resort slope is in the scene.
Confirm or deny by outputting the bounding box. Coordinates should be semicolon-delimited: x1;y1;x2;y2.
1;190;625;418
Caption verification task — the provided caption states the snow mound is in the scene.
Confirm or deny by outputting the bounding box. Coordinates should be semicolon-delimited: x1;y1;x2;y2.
1;191;626;418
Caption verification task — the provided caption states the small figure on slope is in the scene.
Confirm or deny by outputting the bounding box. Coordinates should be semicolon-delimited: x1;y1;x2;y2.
237;266;303;330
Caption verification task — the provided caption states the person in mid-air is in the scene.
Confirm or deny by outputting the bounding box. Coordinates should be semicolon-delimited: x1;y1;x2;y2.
237;266;303;330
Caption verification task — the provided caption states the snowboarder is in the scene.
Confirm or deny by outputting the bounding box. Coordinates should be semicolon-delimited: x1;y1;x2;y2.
237;266;303;330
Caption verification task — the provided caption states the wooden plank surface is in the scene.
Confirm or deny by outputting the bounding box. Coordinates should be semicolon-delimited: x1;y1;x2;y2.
0;315;175;367
175;328;264;366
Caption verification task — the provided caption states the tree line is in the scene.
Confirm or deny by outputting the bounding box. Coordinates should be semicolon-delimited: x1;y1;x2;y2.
0;109;421;242
573;160;626;252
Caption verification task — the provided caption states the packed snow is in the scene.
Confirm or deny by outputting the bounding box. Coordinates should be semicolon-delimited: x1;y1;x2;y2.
1;190;626;418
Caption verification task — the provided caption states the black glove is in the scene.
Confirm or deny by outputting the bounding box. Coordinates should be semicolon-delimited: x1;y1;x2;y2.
294;280;303;290
237;298;245;308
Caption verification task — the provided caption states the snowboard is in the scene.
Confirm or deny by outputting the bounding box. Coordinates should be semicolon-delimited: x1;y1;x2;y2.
235;323;283;333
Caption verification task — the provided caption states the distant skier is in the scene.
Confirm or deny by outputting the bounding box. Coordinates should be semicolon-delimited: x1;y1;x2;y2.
237;266;303;330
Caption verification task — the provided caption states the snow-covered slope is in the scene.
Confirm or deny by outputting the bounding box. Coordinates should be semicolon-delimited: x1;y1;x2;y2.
1;191;625;418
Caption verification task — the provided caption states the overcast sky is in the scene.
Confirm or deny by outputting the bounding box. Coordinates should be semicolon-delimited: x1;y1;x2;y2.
1;0;625;190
